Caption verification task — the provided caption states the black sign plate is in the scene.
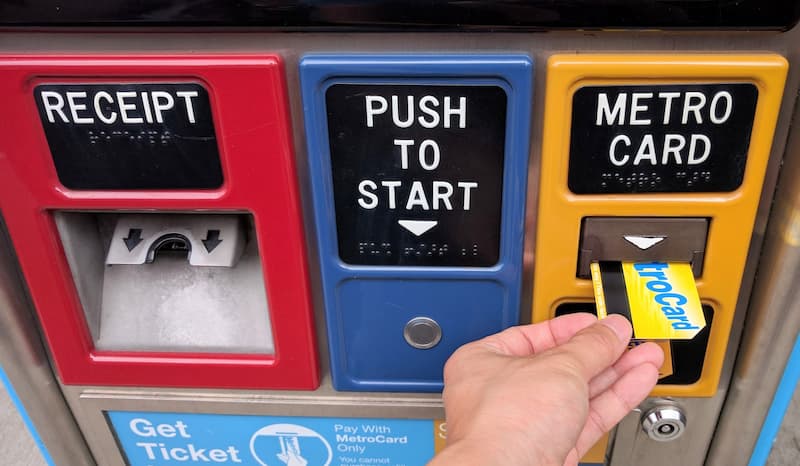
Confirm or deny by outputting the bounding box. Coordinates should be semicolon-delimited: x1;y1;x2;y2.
568;83;758;194
326;84;507;267
35;83;223;190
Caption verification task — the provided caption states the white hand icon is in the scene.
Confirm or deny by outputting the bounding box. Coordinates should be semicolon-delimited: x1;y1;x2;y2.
276;436;309;466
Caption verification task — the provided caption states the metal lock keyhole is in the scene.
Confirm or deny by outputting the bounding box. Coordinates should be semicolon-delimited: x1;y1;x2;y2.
641;405;687;442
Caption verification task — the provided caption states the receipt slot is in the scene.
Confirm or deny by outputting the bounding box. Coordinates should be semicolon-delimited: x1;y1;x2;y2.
0;55;319;389
301;55;532;391
534;55;787;396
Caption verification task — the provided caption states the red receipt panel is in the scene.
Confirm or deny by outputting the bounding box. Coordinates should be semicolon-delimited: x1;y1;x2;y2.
0;55;319;389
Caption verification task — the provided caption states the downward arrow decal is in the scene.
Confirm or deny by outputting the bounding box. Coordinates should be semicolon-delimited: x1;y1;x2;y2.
202;230;222;253
123;228;143;252
623;235;666;250
398;220;438;237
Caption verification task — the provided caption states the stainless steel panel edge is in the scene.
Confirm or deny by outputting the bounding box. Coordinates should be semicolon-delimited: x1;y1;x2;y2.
611;33;800;466
705;93;800;465
0;216;96;465
609;396;729;465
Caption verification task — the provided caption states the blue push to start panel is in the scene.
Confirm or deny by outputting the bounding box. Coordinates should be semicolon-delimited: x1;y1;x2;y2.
301;55;533;392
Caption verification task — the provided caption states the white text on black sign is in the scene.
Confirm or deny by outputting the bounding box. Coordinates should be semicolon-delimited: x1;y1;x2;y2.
357;94;479;211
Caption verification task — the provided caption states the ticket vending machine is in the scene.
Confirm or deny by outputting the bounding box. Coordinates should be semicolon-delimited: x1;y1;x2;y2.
0;3;799;466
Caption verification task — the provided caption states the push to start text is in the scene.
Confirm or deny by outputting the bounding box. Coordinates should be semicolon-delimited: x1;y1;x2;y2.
357;94;480;212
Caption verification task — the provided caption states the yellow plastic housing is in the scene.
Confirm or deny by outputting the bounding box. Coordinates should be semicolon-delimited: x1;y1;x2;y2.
533;54;788;397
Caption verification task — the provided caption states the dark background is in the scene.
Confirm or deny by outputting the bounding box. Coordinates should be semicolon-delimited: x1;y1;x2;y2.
0;1;798;30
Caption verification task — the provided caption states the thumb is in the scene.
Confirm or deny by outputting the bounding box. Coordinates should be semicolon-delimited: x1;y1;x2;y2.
548;315;632;382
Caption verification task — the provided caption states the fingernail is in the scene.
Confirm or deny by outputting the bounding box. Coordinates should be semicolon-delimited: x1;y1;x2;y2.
599;315;632;342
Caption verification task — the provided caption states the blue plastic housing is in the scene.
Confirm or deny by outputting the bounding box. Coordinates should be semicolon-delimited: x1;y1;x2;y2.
300;55;533;391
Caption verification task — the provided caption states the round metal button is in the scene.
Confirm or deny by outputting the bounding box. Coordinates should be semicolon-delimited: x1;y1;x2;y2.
404;317;442;349
641;405;687;442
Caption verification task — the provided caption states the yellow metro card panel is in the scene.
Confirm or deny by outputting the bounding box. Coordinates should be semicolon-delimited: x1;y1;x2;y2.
582;432;609;464
533;55;787;397
656;341;674;378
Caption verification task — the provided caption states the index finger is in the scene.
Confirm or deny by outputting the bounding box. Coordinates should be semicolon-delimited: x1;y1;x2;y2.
478;313;598;356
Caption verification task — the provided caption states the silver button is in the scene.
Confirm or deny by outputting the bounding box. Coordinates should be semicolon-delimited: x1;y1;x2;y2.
404;317;442;350
641;405;687;442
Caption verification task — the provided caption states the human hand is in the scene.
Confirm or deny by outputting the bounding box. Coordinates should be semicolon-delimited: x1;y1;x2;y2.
429;313;664;466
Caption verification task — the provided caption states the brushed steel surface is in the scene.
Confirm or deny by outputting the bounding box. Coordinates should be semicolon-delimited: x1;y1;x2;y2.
706;86;800;466
0;216;95;465
767;388;800;466
0;383;46;466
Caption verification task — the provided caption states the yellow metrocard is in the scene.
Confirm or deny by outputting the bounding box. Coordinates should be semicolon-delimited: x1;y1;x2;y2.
591;261;706;340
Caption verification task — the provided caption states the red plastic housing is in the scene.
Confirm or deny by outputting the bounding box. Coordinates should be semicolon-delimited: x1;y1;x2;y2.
0;55;320;390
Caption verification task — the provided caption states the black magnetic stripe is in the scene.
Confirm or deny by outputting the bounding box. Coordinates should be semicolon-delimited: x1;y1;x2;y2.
599;261;632;323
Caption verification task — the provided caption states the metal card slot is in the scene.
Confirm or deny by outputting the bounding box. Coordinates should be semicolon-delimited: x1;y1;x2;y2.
578;217;709;278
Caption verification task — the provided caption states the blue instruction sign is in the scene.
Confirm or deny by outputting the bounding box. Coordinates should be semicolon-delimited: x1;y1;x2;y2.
107;411;445;466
